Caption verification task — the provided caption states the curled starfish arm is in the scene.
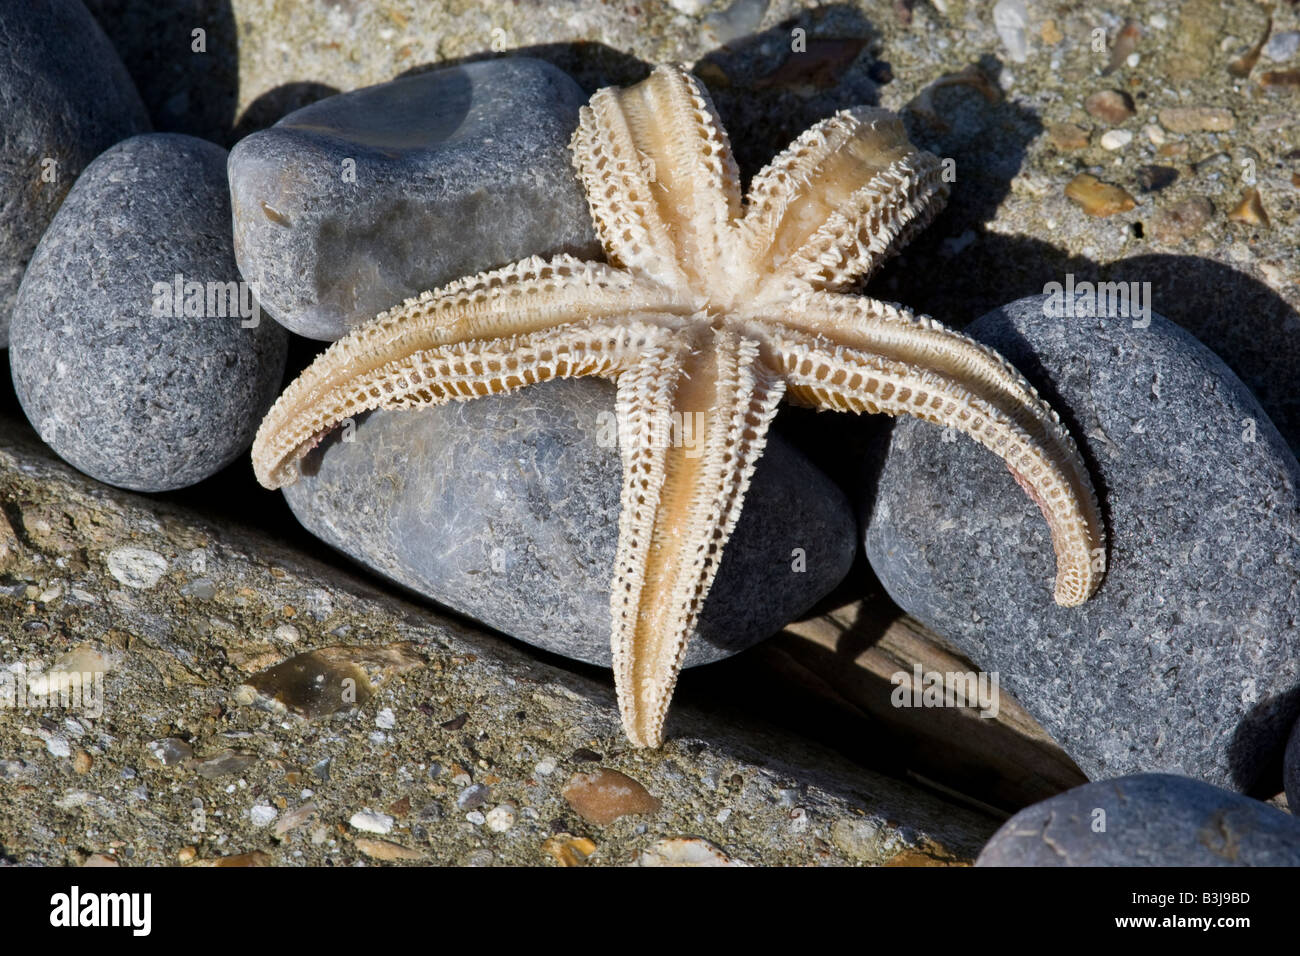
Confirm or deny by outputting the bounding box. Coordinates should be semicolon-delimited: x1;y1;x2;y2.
251;255;683;489
610;330;785;746
740;108;949;298
755;321;1104;606
571;64;743;292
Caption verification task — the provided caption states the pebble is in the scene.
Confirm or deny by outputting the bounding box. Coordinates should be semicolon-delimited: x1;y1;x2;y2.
1064;173;1136;217
456;784;490;810
1227;188;1269;226
1084;90;1135;125
375;708;396;730
228;57;599;340
542;833;597;867
191;750;257;778
992;0;1030;64
534;759;557;777
485;805;516;832
1133;165;1178;193
283;378;856;669
1149;196;1215;242
106;548;168;590
355;837;422;861
146;737;193;766
465;810;486;826
1158;106;1236;133
635;837;746;867
977;774;1300;866
249;804;278;827
864;294;1300;791
0;0;150;346
9;134;288;492
1263;31;1300;63
562;768;661;826
1046;123;1089;150
348;810;394;835
1099;129;1132;151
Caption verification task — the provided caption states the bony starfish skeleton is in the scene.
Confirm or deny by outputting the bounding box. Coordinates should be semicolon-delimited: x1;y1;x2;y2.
252;64;1104;748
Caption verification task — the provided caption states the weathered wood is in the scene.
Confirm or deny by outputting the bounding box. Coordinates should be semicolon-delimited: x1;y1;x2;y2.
753;597;1087;812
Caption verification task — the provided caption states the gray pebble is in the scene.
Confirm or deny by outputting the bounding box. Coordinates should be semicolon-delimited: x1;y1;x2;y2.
864;294;1300;792
977;773;1300;866
1263;30;1300;63
283;378;856;667
0;0;150;345
228;57;600;340
9;133;289;492
457;784;490;810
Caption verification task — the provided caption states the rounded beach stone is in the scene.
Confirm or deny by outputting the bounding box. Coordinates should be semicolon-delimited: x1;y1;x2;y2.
9;134;289;492
283;378;856;667
976;773;1300;866
228;57;601;340
0;0;151;346
864;293;1300;792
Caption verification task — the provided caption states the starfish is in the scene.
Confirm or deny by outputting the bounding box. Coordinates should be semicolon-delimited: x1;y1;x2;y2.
252;64;1105;748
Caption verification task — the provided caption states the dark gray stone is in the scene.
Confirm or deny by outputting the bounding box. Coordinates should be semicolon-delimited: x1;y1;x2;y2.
1286;720;1300;813
864;294;1300;792
0;0;150;346
976;773;1300;866
9;134;289;492
283;378;856;667
228;57;601;340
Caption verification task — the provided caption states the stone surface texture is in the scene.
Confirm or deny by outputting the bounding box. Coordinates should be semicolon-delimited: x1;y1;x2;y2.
977;773;1300;866
228;58;600;339
283;378;857;667
865;295;1300;794
0;0;150;345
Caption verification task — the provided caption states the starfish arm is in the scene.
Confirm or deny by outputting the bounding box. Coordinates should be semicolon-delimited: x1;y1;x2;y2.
571;64;743;294
251;255;682;489
739;108;948;299
610;330;785;747
753;315;1103;607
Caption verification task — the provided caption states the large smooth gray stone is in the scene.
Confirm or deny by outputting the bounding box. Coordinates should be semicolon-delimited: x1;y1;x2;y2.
0;0;150;346
9;134;289;492
283;378;857;667
228;57;601;340
864;294;1300;793
976;773;1300;866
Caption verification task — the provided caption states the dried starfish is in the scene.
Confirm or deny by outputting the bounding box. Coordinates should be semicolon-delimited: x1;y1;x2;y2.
252;64;1104;747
